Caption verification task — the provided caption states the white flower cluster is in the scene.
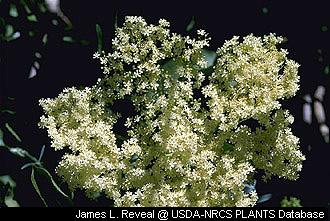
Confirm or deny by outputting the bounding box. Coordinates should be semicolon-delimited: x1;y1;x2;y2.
204;34;300;131
39;16;304;207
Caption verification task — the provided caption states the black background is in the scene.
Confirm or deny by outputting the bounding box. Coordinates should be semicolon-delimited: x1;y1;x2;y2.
1;0;330;206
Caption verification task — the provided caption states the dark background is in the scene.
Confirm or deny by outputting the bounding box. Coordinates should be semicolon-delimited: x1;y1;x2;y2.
1;0;330;206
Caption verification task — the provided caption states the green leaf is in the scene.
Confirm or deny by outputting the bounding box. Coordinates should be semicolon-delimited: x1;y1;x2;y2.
70;191;75;200
186;16;195;32
0;175;16;188
0;128;5;147
51;19;58;26
262;7;269;14
223;142;234;152
9;147;27;158
130;154;139;168
321;25;328;32
20;0;31;14
8;147;38;162
36;167;69;199
62;36;74;43
202;49;217;69
31;168;48;206
33;61;40;69
229;79;238;87
35;52;42;59
38;145;45;161
9;4;18;17
162;59;180;80
24;151;39;162
5;123;22;142
1;110;16;114
38;3;47;13
114;12;118;29
5;25;14;38
96;24;103;52
27;14;38;22
0;17;5;29
281;196;302;207
28;65;36;78
9;32;21;41
324;65;329;75
42;34;48;45
257;193;272;203
0;175;20;207
28;31;35;37
80;39;90;45
4;197;20;207
21;162;38;170
90;192;101;200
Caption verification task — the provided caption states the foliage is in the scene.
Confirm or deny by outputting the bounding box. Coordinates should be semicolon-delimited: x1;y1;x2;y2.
0;0;87;79
0;175;19;207
0;99;71;207
38;16;304;206
280;196;302;207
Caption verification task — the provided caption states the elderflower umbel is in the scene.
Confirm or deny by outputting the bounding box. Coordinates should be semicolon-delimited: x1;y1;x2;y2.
39;16;304;207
